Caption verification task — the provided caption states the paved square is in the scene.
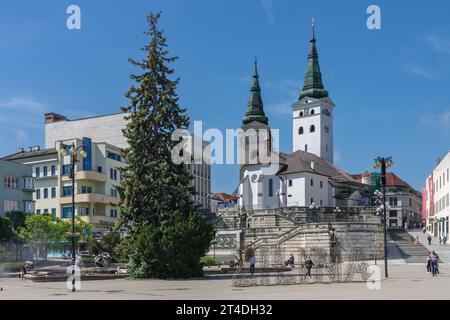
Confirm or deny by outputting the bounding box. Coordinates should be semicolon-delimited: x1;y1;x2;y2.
0;264;449;300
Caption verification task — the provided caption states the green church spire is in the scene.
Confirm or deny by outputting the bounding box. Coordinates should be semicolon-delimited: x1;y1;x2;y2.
299;18;329;100
242;57;269;125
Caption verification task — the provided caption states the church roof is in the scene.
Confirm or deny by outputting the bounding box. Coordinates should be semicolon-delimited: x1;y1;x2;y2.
242;59;269;125
299;19;329;100
277;150;357;183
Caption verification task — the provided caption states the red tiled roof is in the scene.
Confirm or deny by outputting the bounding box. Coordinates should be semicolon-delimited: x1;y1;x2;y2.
213;192;237;203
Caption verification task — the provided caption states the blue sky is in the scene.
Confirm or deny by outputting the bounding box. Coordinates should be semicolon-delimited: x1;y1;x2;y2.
1;0;450;193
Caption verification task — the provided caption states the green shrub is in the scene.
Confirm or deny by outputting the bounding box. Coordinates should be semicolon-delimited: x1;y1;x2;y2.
200;256;221;267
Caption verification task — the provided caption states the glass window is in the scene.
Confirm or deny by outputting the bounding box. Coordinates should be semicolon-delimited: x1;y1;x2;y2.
43;188;48;199
43;166;48;177
310;125;315;133
35;167;40;177
36;189;41;199
3;200;18;213
62;207;73;218
62;165;71;176
288;180;292;187
51;208;56;215
62;186;73;197
51;165;56;176
268;179;273;197
51;187;56;198
81;186;92;194
298;127;304;135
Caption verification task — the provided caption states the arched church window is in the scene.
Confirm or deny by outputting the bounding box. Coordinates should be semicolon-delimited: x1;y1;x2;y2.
298;127;304;135
299;111;304;117
311;109;315;115
310;125;315;133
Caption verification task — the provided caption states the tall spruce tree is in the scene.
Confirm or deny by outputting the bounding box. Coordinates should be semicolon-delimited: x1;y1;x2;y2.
118;12;215;278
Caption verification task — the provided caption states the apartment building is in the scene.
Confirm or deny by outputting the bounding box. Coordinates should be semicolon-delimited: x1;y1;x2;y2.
44;112;211;211
423;151;450;238
2;138;124;236
0;159;35;216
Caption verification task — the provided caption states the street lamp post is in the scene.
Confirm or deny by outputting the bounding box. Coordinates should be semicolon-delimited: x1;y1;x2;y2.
60;142;87;292
373;156;393;278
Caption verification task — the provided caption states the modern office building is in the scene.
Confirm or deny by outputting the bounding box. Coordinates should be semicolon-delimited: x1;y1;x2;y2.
2;138;124;235
0;160;35;217
44;112;211;211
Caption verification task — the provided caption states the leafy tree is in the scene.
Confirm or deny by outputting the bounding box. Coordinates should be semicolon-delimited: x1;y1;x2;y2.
0;217;15;242
119;12;215;278
6;211;26;231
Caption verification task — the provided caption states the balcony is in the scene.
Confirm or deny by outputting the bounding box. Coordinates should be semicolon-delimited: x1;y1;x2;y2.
60;193;119;205
61;171;107;183
79;215;116;226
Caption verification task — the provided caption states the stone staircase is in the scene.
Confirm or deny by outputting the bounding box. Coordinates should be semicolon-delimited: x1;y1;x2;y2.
389;229;429;263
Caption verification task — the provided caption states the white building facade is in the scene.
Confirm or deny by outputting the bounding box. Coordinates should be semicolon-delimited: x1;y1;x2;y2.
423;151;450;238
44;112;211;211
2;138;124;235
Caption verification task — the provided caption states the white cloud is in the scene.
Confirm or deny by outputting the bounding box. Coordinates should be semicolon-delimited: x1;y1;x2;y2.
0;97;45;111
425;35;450;55
261;0;275;25
419;109;450;136
404;64;435;80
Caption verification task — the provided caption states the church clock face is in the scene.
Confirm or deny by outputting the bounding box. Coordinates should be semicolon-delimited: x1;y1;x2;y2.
251;174;258;183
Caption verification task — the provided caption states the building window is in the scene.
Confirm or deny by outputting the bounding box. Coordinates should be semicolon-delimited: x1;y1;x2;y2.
299;111;304;117
43;166;48;177
43;188;48;199
35;167;40;177
81;186;92;194
44;209;48;214
288;180;292;187
311;198;314;205
51;187;56;198
36;189;41;199
389;210;397;218
23;177;34;190
310;179;314;187
268;178;273;197
320;200;323;206
4;200;18;213
62;207;73;218
4;176;19;189
51;165;56;176
110;209;118;218
107;151;122;162
62;186;73;197
110;188;118;198
110;168;118;181
78;207;89;216
62;165;71;176
305;144;308;152
310;125;315;133
311;109;315;115
298;127;304;135
36;209;41;215
320;181;323;188
51;208;56;215
389;197;398;206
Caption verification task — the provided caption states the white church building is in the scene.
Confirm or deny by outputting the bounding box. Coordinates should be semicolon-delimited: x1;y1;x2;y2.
238;23;363;210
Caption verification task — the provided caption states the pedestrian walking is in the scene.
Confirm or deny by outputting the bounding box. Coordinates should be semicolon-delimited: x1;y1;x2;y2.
429;251;439;276
426;252;431;273
249;255;256;275
20;265;26;280
427;234;432;245
305;256;314;278
443;235;447;245
439;236;442;246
